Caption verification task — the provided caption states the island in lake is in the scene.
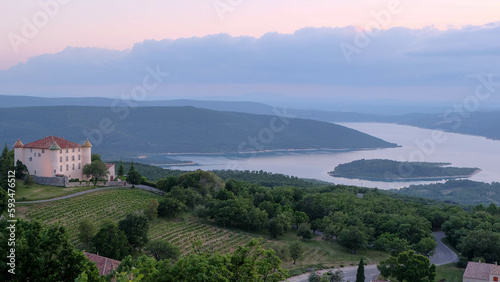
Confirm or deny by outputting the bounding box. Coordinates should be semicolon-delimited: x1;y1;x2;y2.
329;159;481;182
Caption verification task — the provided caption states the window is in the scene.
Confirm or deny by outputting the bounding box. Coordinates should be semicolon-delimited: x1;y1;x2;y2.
53;169;56;173
34;170;36;175
78;155;81;160
78;148;81;152
72;148;75;152
72;164;75;170
66;156;68;161
66;165;69;171
60;157;62;162
42;149;45;153
72;156;75;161
60;165;62;172
34;153;36;157
30;148;32;152
78;163;81;169
29;157;32;161
38;153;41;157
66;149;68;153
60;150;62;154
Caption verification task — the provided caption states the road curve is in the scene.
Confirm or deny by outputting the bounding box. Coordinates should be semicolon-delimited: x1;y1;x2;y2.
430;231;459;266
285;231;458;282
17;184;164;204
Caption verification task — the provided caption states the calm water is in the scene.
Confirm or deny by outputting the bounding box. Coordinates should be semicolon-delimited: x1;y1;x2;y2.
158;123;500;189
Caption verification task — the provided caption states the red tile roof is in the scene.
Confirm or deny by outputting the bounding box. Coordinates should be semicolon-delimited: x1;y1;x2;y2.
13;139;24;148
22;136;82;149
463;261;494;280
84;252;121;276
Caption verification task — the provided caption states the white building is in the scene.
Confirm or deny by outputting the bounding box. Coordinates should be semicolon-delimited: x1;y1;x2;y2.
13;136;115;181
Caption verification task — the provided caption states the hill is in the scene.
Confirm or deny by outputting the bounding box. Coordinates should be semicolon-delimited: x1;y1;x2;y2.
0;106;397;159
3;95;499;140
393;180;500;206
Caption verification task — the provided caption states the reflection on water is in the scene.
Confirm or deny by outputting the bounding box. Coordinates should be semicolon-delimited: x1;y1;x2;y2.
156;123;500;189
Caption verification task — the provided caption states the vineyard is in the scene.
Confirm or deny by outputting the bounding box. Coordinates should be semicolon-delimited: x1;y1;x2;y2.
18;188;387;268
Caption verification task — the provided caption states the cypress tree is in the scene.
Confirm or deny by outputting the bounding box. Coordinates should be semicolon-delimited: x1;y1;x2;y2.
356;258;365;282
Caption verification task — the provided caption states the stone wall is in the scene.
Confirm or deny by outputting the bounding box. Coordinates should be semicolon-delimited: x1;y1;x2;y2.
33;175;67;187
34;175;127;187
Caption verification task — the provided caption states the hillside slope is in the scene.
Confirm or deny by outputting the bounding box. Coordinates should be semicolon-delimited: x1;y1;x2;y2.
0;106;397;159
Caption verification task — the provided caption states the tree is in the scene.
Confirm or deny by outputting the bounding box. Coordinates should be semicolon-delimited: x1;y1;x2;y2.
83;160;109;185
373;233;410;255
78;219;97;247
378;250;436;282
268;212;293;239
15;160;28;179
289;240;305;264
0;220;102;282
91;153;101;162
158;197;185;218
145;199;159;220
92;221;131;260
117;161;125;177
145;241;181;261
337;226;368;254
415;237;438;257
118;213;149;249
0;145;14;190
126;162;141;187
229;238;287;281
356;258;365;282
297;223;313;241
24;171;35;188
458;229;500;263
321;270;343;282
294;211;309;229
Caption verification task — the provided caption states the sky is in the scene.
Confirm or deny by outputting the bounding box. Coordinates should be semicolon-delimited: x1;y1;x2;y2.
1;0;499;108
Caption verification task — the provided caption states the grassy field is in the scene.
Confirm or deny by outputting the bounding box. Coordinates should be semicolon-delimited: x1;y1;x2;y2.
16;180;98;201
435;263;464;282
18;188;390;269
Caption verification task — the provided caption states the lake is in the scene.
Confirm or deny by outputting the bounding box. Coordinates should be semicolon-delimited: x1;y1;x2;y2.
157;123;500;189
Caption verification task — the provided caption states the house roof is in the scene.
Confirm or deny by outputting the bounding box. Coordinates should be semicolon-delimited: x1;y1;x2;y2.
13;139;24;148
463;261;494;280
106;163;115;169
491;265;500;275
83;252;120;276
82;139;92;148
22;136;82;150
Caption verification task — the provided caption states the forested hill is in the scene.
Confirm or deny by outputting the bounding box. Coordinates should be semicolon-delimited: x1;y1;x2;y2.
0;106;396;159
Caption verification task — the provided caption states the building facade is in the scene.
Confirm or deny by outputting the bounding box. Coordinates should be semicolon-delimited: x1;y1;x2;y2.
13;136;114;181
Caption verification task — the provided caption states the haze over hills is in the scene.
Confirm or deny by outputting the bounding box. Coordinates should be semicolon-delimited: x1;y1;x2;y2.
2;95;499;141
0;106;397;160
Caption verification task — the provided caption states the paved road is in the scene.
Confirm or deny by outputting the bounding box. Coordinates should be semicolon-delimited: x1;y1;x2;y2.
430;231;458;266
286;231;458;282
287;264;379;282
17;184;164;204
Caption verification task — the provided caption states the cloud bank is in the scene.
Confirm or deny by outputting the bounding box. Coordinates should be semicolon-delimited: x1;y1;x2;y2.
1;23;499;102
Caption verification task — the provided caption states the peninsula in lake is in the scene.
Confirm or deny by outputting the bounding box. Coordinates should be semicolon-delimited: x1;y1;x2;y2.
329;159;481;182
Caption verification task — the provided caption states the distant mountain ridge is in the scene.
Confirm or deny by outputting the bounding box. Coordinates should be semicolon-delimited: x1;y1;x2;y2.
2;95;499;140
0;106;397;160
